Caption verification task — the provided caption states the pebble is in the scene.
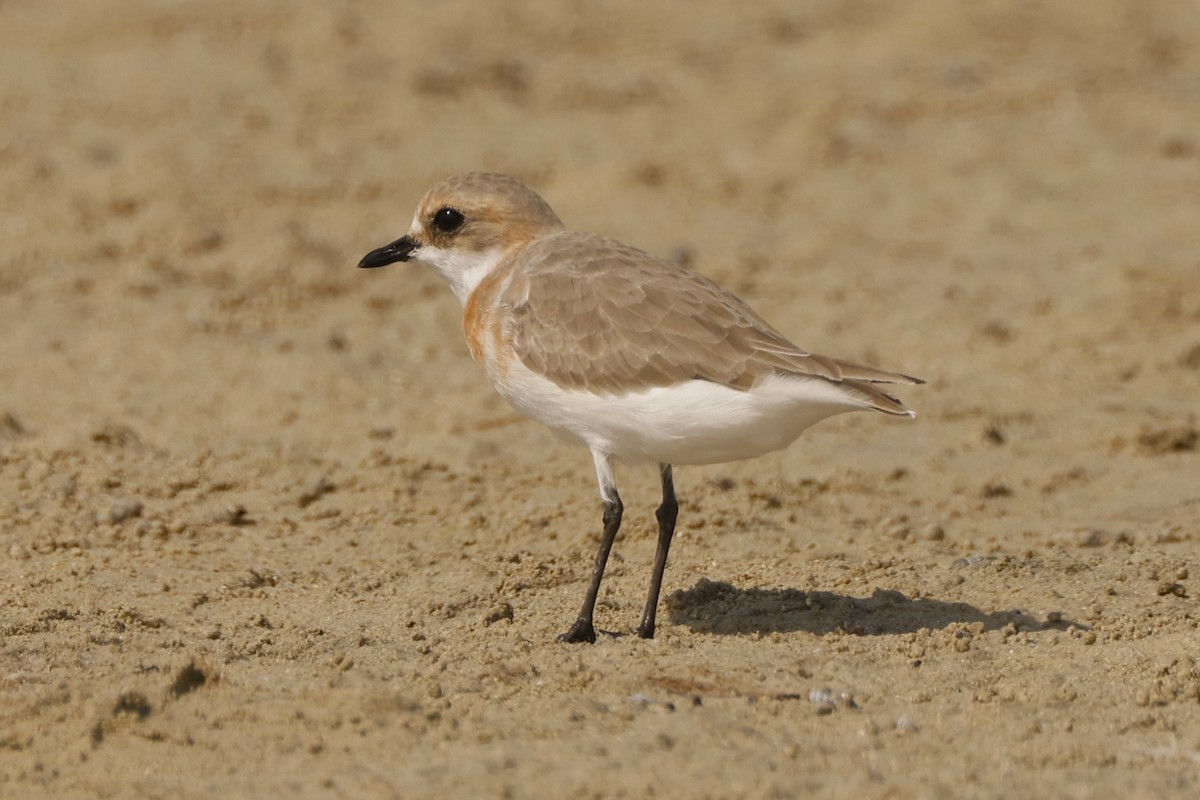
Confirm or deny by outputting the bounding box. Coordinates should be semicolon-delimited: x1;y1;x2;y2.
808;687;834;706
808;688;835;714
807;687;857;714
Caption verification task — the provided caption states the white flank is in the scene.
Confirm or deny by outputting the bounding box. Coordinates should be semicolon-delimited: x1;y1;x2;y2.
493;361;871;469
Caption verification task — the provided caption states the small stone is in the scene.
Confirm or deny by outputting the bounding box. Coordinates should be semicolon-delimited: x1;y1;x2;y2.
895;715;918;733
9;543;31;560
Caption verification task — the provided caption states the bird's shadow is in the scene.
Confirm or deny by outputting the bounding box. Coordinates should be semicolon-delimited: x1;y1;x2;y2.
663;578;1084;636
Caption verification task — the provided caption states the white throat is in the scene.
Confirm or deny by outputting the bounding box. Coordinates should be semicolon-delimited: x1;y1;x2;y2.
417;245;505;306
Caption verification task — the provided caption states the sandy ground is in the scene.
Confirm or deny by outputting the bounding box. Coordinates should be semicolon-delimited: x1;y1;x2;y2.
3;1;1200;797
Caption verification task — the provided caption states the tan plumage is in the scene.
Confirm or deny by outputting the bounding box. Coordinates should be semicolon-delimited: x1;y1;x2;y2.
501;230;920;413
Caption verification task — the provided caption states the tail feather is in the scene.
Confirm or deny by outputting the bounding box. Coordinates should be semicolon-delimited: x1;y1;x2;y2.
841;378;917;417
832;357;924;387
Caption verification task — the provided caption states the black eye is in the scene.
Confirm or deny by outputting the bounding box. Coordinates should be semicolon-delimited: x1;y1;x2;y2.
432;207;465;233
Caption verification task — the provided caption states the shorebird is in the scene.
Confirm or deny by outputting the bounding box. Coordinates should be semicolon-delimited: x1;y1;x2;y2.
358;172;921;643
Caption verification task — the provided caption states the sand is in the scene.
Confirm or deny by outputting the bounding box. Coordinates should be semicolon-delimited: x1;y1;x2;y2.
2;0;1199;797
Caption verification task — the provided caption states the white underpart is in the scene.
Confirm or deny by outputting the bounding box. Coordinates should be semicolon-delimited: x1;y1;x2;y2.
591;449;617;503
416;244;504;305
491;358;877;498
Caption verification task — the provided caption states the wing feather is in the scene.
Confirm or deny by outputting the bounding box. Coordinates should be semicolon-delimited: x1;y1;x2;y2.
502;232;919;410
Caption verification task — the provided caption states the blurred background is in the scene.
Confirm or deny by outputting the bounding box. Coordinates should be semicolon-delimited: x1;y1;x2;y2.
3;0;1197;527
3;0;1197;456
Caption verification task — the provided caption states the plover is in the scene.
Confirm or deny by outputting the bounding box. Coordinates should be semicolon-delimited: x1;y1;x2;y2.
359;172;922;643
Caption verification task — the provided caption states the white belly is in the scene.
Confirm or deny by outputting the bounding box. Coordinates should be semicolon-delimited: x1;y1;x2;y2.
490;362;870;466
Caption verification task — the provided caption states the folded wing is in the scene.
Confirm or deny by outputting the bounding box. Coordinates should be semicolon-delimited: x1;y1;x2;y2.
503;232;921;414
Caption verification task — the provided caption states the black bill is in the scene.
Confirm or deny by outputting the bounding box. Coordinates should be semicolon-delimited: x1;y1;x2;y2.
358;235;418;269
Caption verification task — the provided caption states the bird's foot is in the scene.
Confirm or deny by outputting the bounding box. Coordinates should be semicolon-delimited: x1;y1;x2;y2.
557;618;597;644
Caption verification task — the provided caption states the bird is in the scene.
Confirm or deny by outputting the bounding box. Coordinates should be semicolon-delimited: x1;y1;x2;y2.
358;172;922;643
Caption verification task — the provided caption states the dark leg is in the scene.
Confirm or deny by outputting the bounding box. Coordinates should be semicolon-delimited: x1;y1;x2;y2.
558;492;623;643
638;464;679;639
